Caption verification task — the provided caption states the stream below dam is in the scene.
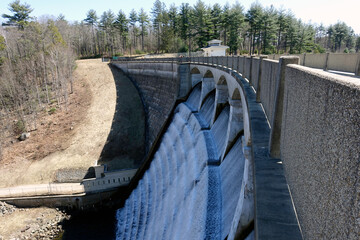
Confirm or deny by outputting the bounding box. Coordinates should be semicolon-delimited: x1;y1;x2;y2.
60;209;116;239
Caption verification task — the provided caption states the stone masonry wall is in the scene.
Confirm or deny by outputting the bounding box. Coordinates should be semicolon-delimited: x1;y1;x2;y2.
113;63;180;152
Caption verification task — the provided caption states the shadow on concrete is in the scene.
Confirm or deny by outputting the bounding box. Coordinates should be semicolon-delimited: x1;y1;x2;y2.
97;64;146;171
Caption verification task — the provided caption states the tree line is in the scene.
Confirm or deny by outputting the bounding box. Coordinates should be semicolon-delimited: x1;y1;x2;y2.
0;0;75;151
76;0;360;56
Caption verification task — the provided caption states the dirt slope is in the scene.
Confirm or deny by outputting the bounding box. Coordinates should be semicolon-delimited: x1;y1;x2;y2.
0;59;116;187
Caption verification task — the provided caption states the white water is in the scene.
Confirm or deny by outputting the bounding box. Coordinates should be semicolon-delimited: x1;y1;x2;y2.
116;84;245;239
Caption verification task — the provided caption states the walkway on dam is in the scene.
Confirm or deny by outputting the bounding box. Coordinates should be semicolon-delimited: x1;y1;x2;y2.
0;168;137;208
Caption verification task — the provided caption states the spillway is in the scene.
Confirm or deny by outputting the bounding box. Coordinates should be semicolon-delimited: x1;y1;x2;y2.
115;83;245;239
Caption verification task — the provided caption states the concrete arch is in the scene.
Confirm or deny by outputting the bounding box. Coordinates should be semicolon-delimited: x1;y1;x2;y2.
189;64;251;146
204;70;214;78
218;75;227;85
231;88;242;100
190;67;200;74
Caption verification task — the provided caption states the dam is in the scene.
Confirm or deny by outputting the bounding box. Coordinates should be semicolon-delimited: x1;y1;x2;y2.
112;55;359;240
0;54;358;239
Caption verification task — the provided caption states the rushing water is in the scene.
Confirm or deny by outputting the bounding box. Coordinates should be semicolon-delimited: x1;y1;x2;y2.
115;82;245;239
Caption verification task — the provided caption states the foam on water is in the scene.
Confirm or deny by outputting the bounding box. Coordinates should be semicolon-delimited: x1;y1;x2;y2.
116;83;245;239
185;83;201;111
199;91;215;126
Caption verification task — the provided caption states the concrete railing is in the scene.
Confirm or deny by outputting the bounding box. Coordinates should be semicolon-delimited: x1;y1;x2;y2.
115;53;360;76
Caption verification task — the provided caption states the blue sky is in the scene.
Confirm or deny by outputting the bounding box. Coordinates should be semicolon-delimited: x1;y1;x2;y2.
1;0;359;34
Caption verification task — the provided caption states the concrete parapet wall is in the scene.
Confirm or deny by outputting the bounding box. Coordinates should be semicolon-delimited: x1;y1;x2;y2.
328;53;359;72
269;53;360;74
304;53;327;69
281;65;360;239
251;58;261;89
259;59;278;123
244;57;251;80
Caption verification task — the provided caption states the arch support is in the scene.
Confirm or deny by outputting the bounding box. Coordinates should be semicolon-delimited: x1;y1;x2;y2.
222;98;243;160
199;77;215;109
211;84;228;125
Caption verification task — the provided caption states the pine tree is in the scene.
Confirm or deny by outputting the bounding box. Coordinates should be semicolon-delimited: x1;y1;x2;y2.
228;3;244;55
138;8;149;52
129;9;138;54
84;9;98;55
2;0;33;29
114;10;129;54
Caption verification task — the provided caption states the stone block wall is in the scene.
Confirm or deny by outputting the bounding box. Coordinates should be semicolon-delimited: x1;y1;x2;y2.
113;62;180;151
281;65;360;239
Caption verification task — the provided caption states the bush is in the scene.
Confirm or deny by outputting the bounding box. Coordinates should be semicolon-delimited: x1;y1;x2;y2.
48;107;56;115
13;120;26;135
135;49;146;55
178;45;188;53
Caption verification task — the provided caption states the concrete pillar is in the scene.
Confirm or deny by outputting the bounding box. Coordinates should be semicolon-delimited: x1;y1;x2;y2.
94;165;105;179
199;77;215;109
211;84;228;126
323;52;330;71
255;55;268;103
269;56;300;158
191;73;202;87
177;63;192;99
249;55;254;83
242;56;246;78
222;98;243;160
355;54;360;76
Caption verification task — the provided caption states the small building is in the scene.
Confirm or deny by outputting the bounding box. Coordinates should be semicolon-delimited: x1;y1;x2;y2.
201;39;229;56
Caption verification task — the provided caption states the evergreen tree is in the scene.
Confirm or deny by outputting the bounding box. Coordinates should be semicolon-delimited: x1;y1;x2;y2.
114;10;129;54
152;0;165;53
138;8;149;52
246;3;263;54
221;3;231;45
84;9;98;55
261;5;277;54
228;3;244;55
210;4;222;40
193;0;212;48
2;0;33;29
355;37;360;52
179;3;192;53
129;9;138;54
99;10;115;55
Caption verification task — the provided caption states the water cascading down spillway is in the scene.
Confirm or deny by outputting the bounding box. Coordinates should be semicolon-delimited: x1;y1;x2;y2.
116;81;251;239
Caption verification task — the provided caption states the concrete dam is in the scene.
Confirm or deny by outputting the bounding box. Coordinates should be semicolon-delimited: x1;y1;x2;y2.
112;55;359;240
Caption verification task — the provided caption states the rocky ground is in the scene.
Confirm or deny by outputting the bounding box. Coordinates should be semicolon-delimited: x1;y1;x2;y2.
0;201;69;239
